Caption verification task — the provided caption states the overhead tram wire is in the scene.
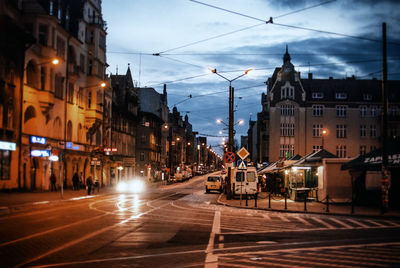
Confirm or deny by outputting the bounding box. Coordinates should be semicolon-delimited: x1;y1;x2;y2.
153;0;334;56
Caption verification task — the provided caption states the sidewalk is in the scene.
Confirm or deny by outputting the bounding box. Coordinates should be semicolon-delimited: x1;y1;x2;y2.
218;192;400;219
0;186;116;214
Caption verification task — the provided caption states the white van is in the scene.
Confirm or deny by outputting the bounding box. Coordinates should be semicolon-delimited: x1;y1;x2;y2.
231;167;258;198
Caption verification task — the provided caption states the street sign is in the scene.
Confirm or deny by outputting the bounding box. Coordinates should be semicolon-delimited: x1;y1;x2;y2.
237;160;247;170
224;152;235;163
237;147;250;160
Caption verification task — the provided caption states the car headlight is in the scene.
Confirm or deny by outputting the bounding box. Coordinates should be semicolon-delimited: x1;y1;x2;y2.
128;179;145;193
116;181;128;193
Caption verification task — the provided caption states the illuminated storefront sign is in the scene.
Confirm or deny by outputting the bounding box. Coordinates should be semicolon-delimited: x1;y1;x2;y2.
31;150;50;157
66;142;82;151
0;141;16;151
30;136;46;145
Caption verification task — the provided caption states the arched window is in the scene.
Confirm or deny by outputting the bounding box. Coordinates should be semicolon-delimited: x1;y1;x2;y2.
26;60;39;88
77;123;82;143
67;120;73;141
24;106;36;123
53;117;62;139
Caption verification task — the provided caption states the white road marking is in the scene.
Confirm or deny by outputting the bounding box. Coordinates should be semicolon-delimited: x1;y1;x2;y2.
278;215;290;222
364;219;385;227
328;217;354;229
346;218;369;228
205;210;221;268
310;217;336;229
295;216;312;225
262;214;270;220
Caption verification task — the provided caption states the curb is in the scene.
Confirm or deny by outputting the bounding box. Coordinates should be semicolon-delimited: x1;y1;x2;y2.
216;194;400;220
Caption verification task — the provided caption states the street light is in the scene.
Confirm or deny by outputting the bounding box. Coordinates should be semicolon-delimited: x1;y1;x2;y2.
322;129;327;149
209;67;252;199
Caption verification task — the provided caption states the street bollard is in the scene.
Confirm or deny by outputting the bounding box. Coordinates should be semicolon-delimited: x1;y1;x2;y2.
326;195;330;213
284;192;287;210
246;193;248;207
304;193;307;211
268;192;271;208
255;194;258;208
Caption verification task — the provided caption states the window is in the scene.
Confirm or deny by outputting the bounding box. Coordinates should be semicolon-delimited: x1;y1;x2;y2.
360;106;367;117
88;59;93;74
336;105;347;117
56;36;65;59
280;144;294;158
236;172;245;182
67;83;74;103
97;62;104;79
360;125;366;137
38;24;48;46
288;87;294;99
335;93;347;99
77;87;84;107
370;106;377;117
313;124;323;137
26;61;39;88
360;145;367;155
336;145;346;158
40;66;46;90
280;105;294;116
88;92;92;108
312;105;324;117
312;92;324;99
370;125;377;137
280;124;294;137
80;54;85;73
141;135;146;144
390;106;399;117
336;124;346;138
363;94;372;101
99;33;106;49
24;106;36;123
281;88;286;99
54;74;64;99
140;152;145;161
0;150;11;180
67;121;72;141
370;145;377;152
248;172;256;182
313;145;323;152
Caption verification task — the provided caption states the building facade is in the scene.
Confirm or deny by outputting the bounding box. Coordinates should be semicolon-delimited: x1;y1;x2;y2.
1;0;109;190
110;66;138;183
259;46;400;163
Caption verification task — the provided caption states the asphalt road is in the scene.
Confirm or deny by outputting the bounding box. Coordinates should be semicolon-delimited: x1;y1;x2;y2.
1;173;400;267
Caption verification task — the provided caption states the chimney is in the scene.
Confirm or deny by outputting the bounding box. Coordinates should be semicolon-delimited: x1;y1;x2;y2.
308;73;313;80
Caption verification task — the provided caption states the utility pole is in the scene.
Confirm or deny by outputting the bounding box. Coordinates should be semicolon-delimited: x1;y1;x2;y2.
381;22;390;214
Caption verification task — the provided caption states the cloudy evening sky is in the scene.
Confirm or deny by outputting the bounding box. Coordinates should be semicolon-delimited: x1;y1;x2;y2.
102;0;400;155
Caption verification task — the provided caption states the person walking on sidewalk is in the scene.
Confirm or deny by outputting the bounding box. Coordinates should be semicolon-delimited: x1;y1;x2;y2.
86;176;93;195
72;172;79;190
94;178;100;193
50;172;57;192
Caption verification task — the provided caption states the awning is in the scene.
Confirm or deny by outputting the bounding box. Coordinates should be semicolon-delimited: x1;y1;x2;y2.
342;141;400;171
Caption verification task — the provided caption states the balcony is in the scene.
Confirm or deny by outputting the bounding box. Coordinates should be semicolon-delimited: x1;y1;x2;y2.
37;90;54;115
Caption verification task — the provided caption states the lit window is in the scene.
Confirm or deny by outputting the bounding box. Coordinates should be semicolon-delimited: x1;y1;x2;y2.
336;105;347;117
335;93;347;99
312;92;324;99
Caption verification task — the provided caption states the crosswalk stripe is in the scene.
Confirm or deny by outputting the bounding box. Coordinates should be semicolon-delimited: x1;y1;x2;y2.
262;214;271;220
311;217;336;229
328;217;354;229
382;220;400;226
278;215;290;222
295;216;312;225
346;218;369;228
364;219;385;227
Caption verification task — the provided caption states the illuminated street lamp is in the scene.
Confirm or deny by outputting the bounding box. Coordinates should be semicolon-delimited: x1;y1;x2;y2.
322;129;327;149
209;67;252;199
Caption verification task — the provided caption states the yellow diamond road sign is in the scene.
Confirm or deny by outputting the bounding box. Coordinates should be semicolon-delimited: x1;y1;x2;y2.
237;147;250;160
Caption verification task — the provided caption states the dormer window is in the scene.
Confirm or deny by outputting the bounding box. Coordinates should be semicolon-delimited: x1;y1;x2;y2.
312;92;324;99
363;94;372;101
281;86;294;100
335;93;347;100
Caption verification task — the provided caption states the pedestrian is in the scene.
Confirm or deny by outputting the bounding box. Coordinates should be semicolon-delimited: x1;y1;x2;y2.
86;176;93;195
79;172;83;189
50;172;57;192
72;172;79;190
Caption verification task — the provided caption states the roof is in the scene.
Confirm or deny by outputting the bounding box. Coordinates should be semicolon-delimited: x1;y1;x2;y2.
342;140;400;171
293;149;337;167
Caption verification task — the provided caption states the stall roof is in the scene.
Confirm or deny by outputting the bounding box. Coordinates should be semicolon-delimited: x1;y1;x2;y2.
292;149;336;167
342;141;400;171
